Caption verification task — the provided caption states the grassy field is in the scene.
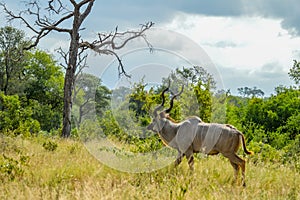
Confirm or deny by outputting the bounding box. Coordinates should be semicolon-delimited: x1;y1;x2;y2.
0;135;299;200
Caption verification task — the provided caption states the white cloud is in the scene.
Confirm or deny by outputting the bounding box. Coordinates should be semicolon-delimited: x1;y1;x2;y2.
161;13;299;94
163;13;300;70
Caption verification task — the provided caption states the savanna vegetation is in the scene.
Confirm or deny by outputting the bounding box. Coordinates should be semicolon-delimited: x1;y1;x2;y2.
1;136;299;199
1;25;300;199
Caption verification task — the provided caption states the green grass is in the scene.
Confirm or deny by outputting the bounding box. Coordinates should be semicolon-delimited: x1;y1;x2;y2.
0;135;299;200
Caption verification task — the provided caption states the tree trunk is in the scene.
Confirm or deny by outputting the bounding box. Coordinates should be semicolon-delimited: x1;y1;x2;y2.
60;1;95;137
4;53;10;95
61;67;74;137
61;30;80;137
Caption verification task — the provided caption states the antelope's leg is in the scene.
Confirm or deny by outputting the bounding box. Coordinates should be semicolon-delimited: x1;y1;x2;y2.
237;155;246;187
232;154;246;187
229;160;240;184
185;149;194;171
175;151;183;167
224;153;246;187
187;155;194;171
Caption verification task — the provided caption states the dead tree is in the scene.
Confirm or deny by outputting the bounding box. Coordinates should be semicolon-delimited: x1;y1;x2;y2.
1;0;153;137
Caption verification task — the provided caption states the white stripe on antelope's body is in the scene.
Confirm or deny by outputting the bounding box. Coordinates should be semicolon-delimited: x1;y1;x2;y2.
147;81;253;187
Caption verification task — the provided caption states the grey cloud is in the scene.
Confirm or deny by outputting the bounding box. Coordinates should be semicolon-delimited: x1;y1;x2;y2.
242;0;300;36
179;0;300;36
86;0;175;31
178;0;245;16
252;62;287;80
2;1;299;36
88;0;300;36
183;0;300;36
87;0;245;31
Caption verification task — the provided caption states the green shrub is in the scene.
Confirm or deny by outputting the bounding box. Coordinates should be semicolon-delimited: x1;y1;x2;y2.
77;119;103;141
283;134;300;172
0;93;40;135
42;140;58;151
248;141;282;164
0;154;29;181
268;131;290;149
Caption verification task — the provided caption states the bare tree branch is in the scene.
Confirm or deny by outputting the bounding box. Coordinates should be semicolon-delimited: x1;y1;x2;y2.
79;0;94;24
56;47;68;69
56;46;88;80
74;48;88;80
0;1;73;50
80;22;154;77
47;0;65;14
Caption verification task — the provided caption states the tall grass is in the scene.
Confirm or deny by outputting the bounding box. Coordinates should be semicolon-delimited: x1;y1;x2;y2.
0;135;299;200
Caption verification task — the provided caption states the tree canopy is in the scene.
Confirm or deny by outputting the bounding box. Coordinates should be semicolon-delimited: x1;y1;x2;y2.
289;60;300;85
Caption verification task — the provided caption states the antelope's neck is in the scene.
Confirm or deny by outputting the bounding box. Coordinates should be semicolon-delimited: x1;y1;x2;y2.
159;120;178;145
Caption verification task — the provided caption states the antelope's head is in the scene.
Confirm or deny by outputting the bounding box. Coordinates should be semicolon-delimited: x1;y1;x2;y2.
147;81;184;132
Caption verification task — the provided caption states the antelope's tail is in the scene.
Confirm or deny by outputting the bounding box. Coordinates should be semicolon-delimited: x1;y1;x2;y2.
239;133;254;155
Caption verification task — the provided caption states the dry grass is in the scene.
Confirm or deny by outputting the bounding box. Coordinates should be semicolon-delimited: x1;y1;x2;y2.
0;135;299;200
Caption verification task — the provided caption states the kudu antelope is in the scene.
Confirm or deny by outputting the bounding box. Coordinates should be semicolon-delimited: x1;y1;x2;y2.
147;83;253;186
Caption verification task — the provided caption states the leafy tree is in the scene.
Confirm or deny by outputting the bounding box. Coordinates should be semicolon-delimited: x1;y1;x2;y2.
211;89;230;123
127;80;160;125
0;27;64;132
179;84;199;119
124;66;215;123
283;134;300;171
242;97;264;134
162;66;215;122
225;95;246;130
24;50;64;108
73;73;111;128
262;87;299;134
0;26;30;95
238;86;264;98
111;86;131;109
95;83;111;118
278;113;300;141
23;50;64;131
228;85;300;148
193;80;213;122
0;92;40;135
1;0;153;137
289;60;300;85
129;87;148;118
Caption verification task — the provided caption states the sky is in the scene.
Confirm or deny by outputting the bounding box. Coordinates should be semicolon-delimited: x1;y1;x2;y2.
1;0;300;96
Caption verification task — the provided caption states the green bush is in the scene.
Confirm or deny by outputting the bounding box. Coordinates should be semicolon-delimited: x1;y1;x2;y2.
248;141;282;164
42;140;58;151
0;93;40;135
283;134;300;172
77;119;104;141
268;131;290;149
98;110;122;139
0;154;29;181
